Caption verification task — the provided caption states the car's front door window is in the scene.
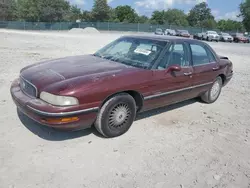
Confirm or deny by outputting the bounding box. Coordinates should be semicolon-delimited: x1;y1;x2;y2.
157;43;189;70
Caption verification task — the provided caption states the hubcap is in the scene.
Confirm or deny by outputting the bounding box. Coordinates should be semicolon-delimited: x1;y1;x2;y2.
109;103;131;128
210;81;220;100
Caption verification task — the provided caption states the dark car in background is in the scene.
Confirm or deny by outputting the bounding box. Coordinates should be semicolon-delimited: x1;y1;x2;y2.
11;35;233;138
176;30;191;38
155;28;164;35
232;33;249;43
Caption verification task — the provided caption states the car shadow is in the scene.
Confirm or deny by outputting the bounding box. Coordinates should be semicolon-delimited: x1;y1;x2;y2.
17;98;198;141
17;109;101;141
135;98;198;121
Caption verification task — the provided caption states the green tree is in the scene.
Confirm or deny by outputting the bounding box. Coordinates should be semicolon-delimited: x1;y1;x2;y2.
187;2;215;27
164;9;189;26
135;15;149;23
17;0;70;22
68;5;82;22
0;0;13;20
16;0;40;21
108;8;117;22
239;0;250;31
200;19;217;29
151;10;165;24
217;19;244;32
114;5;137;23
82;10;93;21
0;0;18;20
92;0;110;21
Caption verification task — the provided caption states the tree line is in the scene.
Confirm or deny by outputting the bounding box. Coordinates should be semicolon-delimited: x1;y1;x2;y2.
1;0;250;32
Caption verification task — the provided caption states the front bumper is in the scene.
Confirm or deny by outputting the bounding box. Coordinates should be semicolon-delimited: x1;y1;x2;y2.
10;79;98;131
208;36;219;41
181;35;190;38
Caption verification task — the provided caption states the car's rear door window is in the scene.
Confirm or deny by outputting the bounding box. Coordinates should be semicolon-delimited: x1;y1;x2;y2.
190;44;211;66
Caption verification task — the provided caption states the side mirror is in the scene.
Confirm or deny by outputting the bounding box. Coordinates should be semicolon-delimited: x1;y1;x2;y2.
166;65;182;73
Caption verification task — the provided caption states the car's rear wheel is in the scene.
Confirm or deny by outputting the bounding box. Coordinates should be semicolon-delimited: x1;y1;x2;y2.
201;77;223;104
95;93;136;138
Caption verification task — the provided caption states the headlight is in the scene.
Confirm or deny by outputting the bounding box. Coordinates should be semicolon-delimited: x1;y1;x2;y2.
40;92;79;106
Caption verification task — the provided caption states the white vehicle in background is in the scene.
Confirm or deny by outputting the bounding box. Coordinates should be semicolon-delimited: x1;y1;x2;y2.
219;32;233;42
154;28;164;35
164;29;176;36
202;30;220;42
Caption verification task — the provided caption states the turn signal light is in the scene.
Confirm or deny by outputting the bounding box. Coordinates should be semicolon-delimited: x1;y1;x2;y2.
41;117;79;124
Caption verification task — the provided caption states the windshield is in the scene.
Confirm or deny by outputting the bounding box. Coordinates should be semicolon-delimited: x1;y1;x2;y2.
94;37;167;69
181;30;189;34
222;33;230;36
237;33;244;36
156;28;162;32
208;31;217;34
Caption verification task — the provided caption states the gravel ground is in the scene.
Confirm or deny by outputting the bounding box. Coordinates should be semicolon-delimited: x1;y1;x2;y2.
0;29;250;188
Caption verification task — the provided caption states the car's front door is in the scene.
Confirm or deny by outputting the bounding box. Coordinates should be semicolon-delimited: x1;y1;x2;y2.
143;42;194;111
189;42;219;97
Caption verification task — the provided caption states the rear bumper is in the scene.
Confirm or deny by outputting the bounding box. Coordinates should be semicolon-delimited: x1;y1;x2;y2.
237;38;248;42
224;73;233;86
11;79;98;131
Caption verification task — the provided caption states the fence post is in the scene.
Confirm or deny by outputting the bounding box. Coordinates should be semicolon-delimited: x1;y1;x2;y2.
23;21;26;30
108;21;110;31
137;22;139;32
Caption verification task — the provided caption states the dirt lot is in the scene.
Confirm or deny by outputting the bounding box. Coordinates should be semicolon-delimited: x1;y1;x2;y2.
0;29;250;188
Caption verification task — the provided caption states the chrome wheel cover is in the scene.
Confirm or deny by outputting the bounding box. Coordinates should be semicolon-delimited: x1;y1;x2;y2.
108;103;131;128
210;81;220;100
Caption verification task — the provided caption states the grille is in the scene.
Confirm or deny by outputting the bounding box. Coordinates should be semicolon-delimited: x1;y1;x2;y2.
20;77;37;97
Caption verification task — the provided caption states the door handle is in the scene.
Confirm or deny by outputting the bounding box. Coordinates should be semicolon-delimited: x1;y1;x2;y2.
212;67;219;71
184;72;192;76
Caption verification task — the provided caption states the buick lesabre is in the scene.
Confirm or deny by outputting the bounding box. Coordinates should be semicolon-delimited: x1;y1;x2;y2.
11;35;233;138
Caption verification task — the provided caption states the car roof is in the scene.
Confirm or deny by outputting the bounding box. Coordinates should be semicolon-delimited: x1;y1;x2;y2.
121;34;195;43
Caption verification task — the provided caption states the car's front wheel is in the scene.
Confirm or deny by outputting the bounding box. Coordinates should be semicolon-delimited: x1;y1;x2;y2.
95;93;136;138
201;77;223;104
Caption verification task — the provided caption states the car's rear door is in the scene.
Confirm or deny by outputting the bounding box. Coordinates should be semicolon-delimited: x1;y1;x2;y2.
142;41;194;111
188;41;219;96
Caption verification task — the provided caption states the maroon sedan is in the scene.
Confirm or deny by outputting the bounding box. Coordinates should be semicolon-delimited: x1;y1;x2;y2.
11;35;233;138
232;33;249;43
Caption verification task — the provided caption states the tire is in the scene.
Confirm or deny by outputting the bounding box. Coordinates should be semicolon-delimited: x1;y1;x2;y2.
95;93;136;138
201;77;223;104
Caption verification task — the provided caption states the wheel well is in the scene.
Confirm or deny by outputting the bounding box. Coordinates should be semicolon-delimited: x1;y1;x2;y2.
218;74;226;85
101;91;144;112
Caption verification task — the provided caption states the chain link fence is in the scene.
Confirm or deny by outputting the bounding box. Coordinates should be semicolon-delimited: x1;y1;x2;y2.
0;21;234;34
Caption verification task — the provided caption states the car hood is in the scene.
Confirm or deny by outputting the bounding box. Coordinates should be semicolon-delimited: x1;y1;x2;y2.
223;35;232;38
20;55;139;90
